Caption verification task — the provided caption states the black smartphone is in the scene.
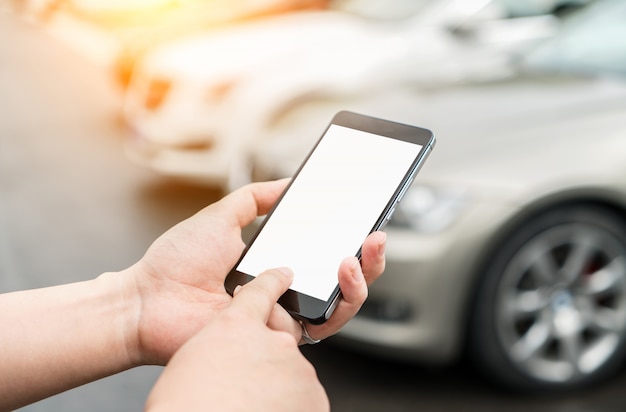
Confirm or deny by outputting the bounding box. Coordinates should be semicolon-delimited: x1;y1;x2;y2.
225;111;435;324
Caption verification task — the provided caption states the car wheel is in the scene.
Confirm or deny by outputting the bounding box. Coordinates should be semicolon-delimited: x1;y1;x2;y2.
469;205;626;393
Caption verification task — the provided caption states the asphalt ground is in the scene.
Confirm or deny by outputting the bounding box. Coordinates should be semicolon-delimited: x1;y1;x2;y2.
2;10;626;412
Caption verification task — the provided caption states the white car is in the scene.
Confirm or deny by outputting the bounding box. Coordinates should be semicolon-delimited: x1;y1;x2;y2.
121;0;554;189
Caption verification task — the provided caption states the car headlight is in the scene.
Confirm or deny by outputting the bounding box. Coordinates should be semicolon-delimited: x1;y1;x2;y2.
143;77;171;112
389;185;466;233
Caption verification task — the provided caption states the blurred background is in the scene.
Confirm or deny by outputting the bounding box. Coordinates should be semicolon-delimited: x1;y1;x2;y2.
2;0;626;410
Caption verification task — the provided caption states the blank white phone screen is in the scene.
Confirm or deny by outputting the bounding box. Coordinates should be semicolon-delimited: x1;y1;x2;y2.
237;124;423;301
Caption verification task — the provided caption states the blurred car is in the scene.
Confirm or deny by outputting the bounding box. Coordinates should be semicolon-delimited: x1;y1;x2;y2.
121;0;556;189
248;0;626;393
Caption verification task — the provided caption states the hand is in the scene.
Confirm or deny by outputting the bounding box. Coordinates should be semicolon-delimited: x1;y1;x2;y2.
122;179;386;365
145;268;329;412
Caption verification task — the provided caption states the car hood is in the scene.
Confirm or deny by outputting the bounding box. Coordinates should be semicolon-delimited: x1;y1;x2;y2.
400;74;626;201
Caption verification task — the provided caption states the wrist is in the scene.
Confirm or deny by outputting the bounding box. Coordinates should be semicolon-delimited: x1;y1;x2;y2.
97;268;143;369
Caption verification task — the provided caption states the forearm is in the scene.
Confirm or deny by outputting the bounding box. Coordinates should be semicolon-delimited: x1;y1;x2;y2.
0;271;139;411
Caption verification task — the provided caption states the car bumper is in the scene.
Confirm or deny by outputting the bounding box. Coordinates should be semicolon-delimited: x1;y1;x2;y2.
336;199;518;364
122;128;239;187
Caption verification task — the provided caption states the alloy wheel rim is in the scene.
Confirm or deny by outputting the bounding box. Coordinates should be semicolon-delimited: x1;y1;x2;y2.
495;223;626;383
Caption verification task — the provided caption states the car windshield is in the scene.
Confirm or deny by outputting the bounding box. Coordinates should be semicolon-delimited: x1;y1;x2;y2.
522;0;626;76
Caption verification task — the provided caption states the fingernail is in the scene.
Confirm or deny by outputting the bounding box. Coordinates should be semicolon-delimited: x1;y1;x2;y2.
233;285;243;295
377;232;387;257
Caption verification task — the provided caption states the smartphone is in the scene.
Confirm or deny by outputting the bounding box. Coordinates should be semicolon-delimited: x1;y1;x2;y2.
225;111;435;324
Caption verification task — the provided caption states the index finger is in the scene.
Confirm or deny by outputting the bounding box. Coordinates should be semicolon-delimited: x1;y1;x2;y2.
230;267;294;322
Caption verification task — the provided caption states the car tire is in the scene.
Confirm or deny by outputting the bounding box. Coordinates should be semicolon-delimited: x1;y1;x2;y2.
469;205;626;393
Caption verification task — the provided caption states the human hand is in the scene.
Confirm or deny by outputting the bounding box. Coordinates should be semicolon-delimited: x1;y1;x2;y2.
145;267;329;412
121;179;386;365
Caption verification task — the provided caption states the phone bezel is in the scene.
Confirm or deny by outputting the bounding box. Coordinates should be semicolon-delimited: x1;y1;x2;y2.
225;110;435;324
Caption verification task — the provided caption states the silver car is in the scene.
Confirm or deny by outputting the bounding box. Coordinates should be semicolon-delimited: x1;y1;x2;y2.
252;0;626;393
338;0;626;393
